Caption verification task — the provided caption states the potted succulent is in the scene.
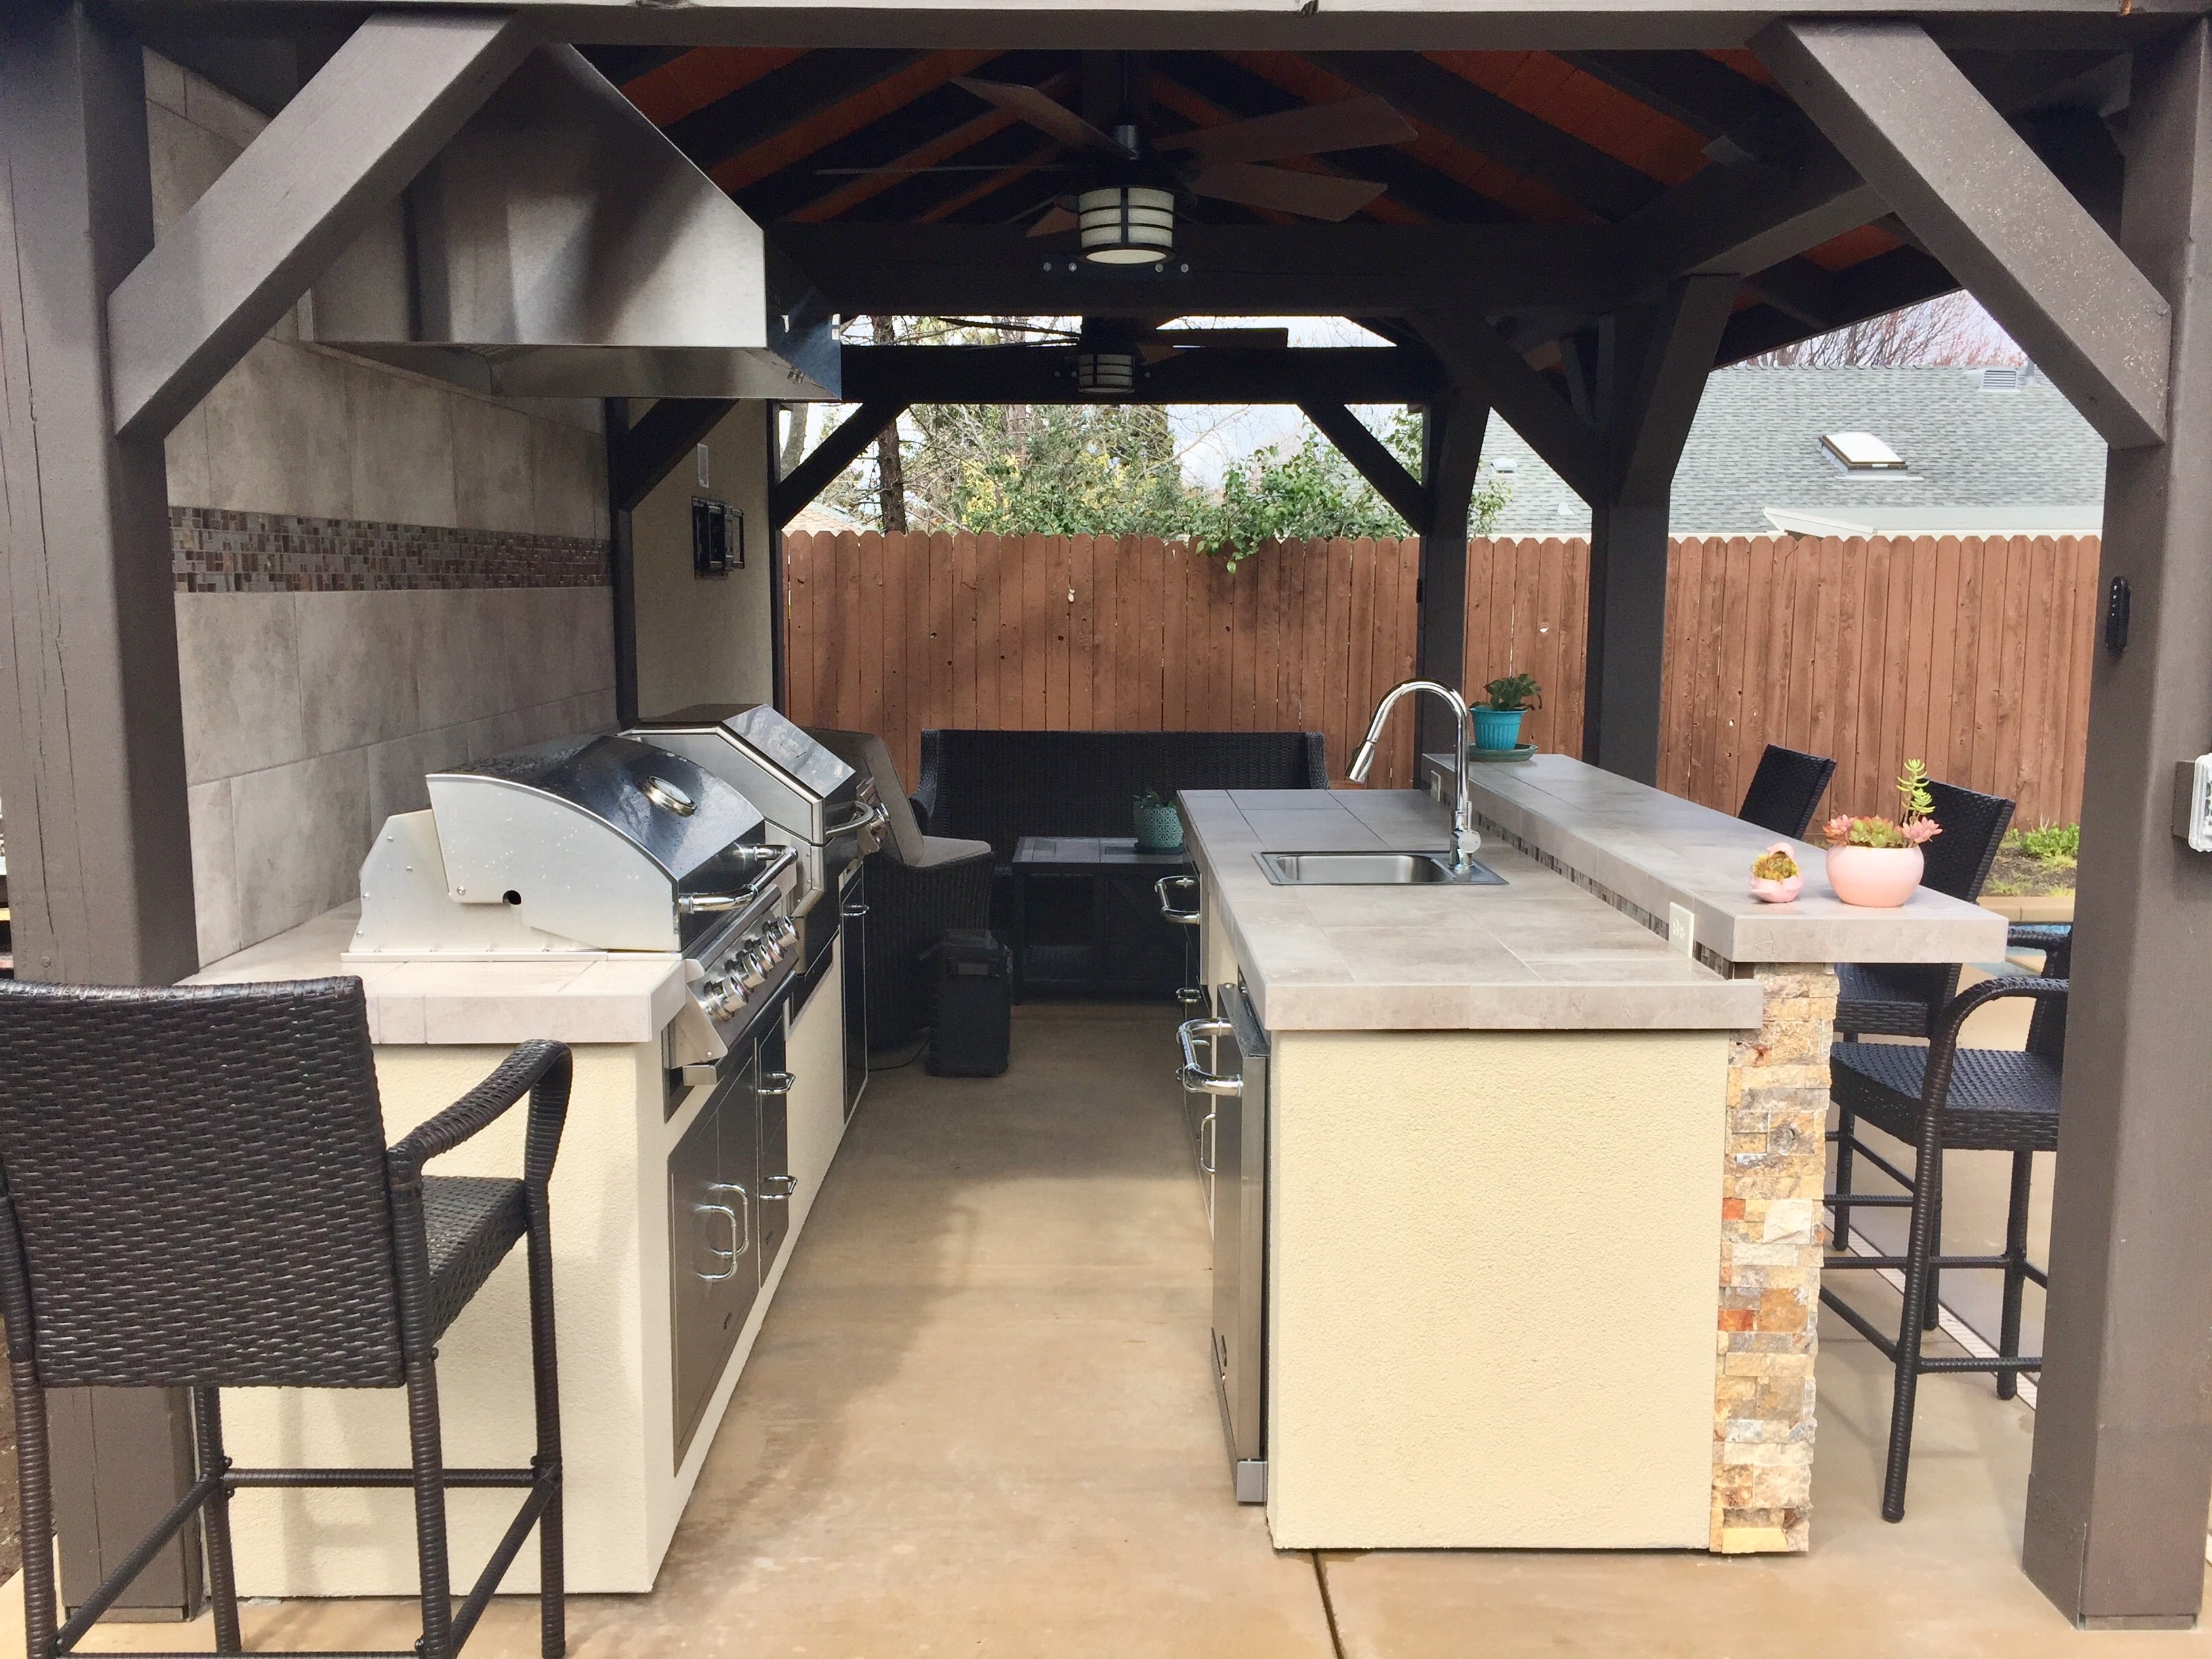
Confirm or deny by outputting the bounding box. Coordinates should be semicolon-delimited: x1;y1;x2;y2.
1822;760;1943;907
1749;843;1804;904
1133;784;1185;853
1474;672;1541;751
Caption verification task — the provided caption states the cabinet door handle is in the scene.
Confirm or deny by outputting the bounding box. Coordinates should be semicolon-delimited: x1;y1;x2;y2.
1155;874;1201;926
759;1071;796;1095
706;1181;751;1261
693;1199;741;1280
1198;1110;1217;1175
759;1174;799;1199
841;903;869;919
1176;1017;1242;1097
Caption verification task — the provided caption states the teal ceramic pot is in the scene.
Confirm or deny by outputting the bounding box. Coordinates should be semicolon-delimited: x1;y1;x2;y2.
1472;708;1527;751
1134;798;1185;853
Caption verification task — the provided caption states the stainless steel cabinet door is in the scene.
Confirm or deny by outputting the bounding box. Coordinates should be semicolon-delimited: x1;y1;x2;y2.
670;1053;764;1467
1212;984;1269;1502
754;1015;794;1275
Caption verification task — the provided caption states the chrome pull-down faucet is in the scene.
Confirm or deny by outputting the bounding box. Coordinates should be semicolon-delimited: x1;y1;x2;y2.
1347;678;1481;873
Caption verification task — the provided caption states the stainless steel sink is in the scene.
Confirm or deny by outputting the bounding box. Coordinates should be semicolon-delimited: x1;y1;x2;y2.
1256;851;1505;886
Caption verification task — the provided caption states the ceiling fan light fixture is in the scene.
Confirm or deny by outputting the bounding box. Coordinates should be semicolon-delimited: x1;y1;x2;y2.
1074;350;1139;395
1077;185;1174;264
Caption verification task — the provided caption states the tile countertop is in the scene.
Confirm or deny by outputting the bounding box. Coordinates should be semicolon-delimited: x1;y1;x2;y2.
186;902;690;1046
1183;789;1763;1032
1419;752;2009;967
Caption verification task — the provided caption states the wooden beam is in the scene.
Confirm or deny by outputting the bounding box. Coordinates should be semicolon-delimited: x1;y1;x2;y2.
1612;272;1737;501
104;11;535;441
1757;18;2172;447
836;344;1438;406
663;47;921;173
1309;50;1662;222
776;222;1622;316
1717;244;1956;365
1298;401;1431;531
1408;310;1603;501
771;400;905;528
612;396;737;512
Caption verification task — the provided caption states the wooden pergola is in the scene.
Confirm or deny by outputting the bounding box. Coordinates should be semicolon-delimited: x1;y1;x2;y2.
5;0;2211;1629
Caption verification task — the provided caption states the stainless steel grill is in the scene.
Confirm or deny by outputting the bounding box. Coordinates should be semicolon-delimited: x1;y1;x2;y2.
351;734;803;1049
626;705;884;970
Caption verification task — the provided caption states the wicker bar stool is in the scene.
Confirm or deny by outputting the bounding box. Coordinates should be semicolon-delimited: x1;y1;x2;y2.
0;977;571;1659
1736;743;1836;838
1822;958;2068;1521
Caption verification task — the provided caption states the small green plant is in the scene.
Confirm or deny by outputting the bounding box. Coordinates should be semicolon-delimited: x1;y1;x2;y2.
1135;784;1174;810
2010;823;2080;864
1822;758;1944;849
1752;847;1801;882
1483;672;1542;712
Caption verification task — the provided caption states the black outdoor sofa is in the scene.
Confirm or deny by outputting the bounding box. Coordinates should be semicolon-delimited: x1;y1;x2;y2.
912;729;1330;1001
912;729;1330;858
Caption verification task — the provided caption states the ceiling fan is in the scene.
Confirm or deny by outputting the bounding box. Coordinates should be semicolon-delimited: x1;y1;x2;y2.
951;77;1416;260
935;316;1294;394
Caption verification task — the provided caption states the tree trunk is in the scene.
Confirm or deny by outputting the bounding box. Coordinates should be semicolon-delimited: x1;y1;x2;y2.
778;403;809;478
872;316;907;531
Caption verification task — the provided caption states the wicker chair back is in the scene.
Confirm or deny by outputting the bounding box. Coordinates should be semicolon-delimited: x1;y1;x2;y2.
1736;744;1836;838
0;977;406;1389
1920;779;2016;901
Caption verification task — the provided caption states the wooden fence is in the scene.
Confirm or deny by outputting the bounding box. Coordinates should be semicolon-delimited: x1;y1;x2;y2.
783;530;2102;828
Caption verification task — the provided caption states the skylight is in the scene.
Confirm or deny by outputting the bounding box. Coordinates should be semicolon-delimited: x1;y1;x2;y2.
1821;431;1906;470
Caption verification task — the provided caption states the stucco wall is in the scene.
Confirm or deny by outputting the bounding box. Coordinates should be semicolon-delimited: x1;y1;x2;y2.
631;400;777;720
148;53;617;964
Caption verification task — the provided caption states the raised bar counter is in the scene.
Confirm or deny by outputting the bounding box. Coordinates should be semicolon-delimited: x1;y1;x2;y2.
1420;751;2007;968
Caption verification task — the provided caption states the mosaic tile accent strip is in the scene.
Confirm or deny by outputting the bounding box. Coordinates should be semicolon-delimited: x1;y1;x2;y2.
172;507;609;593
1712;961;1834;1554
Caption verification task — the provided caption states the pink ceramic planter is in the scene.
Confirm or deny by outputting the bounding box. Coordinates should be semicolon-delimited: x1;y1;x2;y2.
1825;844;1925;907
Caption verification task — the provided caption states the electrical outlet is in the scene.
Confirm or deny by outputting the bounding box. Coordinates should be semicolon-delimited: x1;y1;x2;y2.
1668;902;1696;957
2175;756;2212;851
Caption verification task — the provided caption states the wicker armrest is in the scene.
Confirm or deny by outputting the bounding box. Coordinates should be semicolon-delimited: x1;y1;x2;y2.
1923;975;2069;1099
388;1040;573;1191
909;793;930;835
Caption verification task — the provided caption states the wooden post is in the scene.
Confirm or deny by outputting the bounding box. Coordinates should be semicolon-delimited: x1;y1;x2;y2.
2023;22;2212;1627
0;0;203;1616
1416;392;1489;760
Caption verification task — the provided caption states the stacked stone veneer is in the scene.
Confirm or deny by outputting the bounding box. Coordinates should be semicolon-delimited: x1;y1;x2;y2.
1713;962;1835;1553
1474;806;1831;1553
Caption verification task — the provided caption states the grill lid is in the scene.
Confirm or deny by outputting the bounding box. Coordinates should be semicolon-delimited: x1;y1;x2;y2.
416;735;771;951
630;704;861;842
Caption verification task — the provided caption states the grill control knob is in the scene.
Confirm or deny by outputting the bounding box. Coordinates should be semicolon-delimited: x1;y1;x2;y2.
699;977;745;1021
771;916;799;955
735;947;770;990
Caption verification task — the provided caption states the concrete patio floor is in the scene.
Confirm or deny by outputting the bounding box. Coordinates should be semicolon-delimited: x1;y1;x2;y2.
26;1001;2212;1657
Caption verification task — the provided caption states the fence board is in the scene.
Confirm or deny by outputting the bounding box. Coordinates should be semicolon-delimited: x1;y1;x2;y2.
785;531;2100;828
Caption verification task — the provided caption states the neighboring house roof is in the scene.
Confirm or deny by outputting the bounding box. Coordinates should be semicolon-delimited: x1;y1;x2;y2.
785;500;870;537
1480;364;2107;539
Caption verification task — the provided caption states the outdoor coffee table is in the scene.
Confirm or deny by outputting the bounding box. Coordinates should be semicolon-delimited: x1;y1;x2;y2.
1008;836;1197;1000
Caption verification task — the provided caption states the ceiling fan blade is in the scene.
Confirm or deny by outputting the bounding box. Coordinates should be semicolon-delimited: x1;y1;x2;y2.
1139;327;1293;351
1187;163;1387;221
1155;95;1415;167
954;77;1134;158
1026;205;1080;238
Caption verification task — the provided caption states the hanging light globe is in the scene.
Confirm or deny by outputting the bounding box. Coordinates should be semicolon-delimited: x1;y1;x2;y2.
1076;185;1175;265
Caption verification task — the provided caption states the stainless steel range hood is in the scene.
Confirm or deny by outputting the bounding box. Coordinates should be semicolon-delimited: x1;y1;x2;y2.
302;45;839;401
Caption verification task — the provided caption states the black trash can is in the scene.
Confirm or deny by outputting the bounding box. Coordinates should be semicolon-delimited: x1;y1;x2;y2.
926;929;1012;1077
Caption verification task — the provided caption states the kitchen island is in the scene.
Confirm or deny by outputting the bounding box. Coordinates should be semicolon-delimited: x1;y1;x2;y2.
1179;774;2001;1555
